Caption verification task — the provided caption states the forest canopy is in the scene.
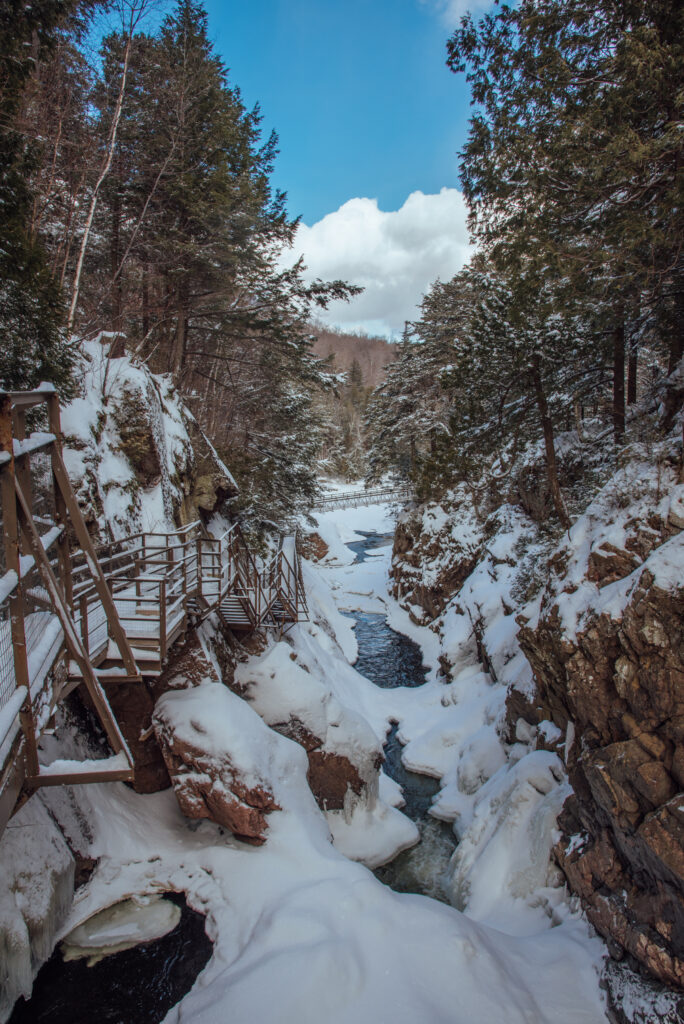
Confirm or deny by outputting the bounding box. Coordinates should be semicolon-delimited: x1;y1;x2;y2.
365;0;683;523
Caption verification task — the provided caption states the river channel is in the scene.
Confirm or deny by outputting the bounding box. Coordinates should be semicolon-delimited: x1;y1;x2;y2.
343;531;456;905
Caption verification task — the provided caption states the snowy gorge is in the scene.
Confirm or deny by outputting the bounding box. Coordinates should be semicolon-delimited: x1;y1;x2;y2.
2;346;683;1024
3;496;607;1024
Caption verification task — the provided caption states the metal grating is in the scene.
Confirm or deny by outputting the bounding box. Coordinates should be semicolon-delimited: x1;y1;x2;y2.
0;603;15;714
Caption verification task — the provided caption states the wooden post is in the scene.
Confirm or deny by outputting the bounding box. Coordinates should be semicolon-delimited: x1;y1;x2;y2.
14;477;132;768
12;410;33;518
134;553;142;600
181;543;188;609
80;594;89;655
0;395;39;778
47;392;74;611
159;580;167;662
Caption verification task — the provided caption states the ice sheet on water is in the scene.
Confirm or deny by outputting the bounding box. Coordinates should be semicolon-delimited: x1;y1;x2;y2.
61;896;180;966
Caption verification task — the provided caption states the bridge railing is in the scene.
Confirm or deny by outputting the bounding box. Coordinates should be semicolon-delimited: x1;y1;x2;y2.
0;386;138;830
311;484;412;512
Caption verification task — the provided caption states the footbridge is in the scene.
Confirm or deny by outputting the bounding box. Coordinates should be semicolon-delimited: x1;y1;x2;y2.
312;484;412;512
0;386;307;836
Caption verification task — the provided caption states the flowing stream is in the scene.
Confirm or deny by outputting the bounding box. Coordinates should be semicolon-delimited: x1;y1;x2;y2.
343;532;456;905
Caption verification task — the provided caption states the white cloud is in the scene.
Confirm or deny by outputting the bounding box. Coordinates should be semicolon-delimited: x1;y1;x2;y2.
419;0;494;28
284;188;471;338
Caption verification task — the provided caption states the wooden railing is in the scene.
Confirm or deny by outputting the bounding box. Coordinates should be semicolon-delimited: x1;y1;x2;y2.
0;386;137;833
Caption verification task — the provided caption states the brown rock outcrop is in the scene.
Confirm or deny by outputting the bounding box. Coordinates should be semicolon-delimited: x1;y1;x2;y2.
518;555;684;987
153;711;279;844
178;416;238;525
299;531;329;562
276;717;380;810
391;509;482;621
150;633;220;696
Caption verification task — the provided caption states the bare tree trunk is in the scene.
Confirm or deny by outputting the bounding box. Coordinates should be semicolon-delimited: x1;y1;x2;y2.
627;346;638;405
613;317;626;440
110;165;122;330
574;399;586;442
530;354;570;530
110;142;176;291
67;0;151;333
668;289;683;375
67;31;133;333
171;292;187;379
142;261;150;339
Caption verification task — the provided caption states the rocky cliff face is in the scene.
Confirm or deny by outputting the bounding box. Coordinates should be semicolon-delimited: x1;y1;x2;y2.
390;392;684;1000
62;336;237;539
518;461;684;989
391;485;485;622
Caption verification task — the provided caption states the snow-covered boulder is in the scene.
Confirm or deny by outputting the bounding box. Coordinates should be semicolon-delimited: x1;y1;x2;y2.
153;683;281;844
235;642;384;813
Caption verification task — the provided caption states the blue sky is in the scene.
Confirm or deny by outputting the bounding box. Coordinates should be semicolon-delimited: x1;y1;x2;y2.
94;0;493;335
203;0;477;226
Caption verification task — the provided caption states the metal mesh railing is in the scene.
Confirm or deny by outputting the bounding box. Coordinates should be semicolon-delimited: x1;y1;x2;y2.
0;596;16;715
312;485;412;512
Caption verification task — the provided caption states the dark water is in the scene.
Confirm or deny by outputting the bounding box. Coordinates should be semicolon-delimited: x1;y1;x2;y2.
375;724;455;902
344;610;428;689
345;529;395;563
9;893;212;1024
344;533;456;904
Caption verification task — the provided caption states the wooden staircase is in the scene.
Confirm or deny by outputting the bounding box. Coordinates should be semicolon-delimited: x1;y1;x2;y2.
0;386;309;838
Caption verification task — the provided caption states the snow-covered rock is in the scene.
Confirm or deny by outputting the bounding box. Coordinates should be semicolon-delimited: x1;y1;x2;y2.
153;683;282;844
235;641;384;814
62;336;236;538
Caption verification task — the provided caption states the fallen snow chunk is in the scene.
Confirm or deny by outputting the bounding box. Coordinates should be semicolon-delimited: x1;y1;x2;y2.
326;800;419;869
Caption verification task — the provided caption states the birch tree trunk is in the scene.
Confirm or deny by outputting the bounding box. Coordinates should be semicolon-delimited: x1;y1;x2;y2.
66;0;149;333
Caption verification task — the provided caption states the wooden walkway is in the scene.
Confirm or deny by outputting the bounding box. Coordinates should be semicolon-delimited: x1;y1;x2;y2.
0;386;307;836
312;484;412;512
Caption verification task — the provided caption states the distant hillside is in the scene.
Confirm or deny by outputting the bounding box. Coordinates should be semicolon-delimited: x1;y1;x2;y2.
312;325;396;388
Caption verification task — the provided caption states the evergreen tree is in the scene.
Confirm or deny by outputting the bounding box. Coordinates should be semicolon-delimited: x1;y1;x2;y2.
0;0;98;393
448;0;684;426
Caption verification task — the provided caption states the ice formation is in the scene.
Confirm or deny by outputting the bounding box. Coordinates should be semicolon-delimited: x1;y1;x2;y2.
61;895;181;965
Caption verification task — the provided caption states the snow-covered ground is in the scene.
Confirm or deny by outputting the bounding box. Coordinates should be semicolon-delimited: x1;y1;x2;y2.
24;498;607;1023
